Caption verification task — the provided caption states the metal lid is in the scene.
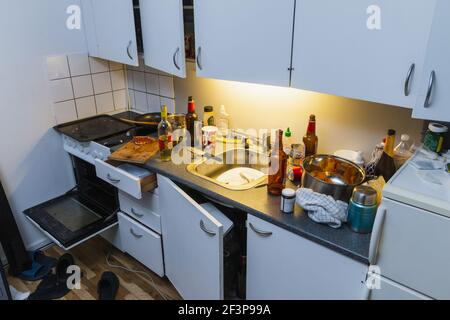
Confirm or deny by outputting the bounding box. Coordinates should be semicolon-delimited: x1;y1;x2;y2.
351;185;378;206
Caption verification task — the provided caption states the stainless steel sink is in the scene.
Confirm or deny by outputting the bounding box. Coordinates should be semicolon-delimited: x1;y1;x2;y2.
186;148;269;190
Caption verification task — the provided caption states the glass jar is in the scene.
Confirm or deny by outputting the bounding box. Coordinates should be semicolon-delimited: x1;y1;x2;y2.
424;123;448;154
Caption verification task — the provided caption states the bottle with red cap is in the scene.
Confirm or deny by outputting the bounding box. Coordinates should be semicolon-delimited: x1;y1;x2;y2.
185;96;198;148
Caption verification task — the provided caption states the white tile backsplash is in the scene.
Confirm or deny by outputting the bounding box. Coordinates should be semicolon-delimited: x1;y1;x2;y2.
47;53;127;124
68;53;91;76
75;96;97;119
111;70;126;91
50;78;74;103
47;56;70;80
92;72;112;94
159;75;175;98
89;57;110;73
132;71;146;92
96;92;115;114
147;94;161;113
72;75;94;98
53;100;77;123
145;73;160;95
160;96;176;114
128;89;136;109
134;91;148;112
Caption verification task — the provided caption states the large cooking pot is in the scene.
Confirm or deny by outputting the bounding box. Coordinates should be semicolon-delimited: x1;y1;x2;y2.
301;154;366;202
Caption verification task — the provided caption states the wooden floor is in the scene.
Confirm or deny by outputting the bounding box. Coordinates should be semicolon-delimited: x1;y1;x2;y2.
7;236;181;300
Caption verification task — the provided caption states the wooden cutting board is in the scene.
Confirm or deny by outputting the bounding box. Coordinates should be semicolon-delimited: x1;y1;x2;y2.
108;138;159;164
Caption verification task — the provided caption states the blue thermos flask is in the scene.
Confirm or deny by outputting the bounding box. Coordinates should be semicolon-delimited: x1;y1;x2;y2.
347;186;378;234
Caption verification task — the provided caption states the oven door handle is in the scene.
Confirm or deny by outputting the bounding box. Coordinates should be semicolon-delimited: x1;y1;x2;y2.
107;173;120;184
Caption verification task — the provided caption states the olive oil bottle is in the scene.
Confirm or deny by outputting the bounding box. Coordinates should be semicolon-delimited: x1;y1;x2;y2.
158;105;173;162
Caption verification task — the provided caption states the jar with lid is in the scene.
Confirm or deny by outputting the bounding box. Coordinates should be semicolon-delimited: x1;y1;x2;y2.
424;123;448;154
347;186;378;234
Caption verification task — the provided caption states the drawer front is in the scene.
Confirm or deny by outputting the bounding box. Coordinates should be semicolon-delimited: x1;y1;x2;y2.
95;159;156;199
118;212;164;277
119;191;161;234
370;277;430;300
376;198;450;299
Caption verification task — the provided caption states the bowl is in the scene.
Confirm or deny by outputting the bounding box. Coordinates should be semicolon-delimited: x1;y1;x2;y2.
302;154;366;202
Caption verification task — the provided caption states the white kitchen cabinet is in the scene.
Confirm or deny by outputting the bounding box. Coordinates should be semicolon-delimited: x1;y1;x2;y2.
369;276;430;300
413;0;450;122
246;215;368;300
158;175;232;300
194;0;295;87
292;0;436;107
140;0;186;77
81;0;138;65
369;198;450;299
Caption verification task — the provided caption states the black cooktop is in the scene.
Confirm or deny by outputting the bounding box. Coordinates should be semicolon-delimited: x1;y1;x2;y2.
54;115;135;142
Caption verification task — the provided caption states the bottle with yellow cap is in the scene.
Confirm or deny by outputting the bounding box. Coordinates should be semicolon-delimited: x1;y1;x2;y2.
158;105;173;162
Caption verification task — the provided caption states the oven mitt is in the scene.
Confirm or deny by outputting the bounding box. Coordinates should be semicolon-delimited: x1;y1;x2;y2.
97;271;120;300
17;250;56;281
28;253;76;300
296;188;348;228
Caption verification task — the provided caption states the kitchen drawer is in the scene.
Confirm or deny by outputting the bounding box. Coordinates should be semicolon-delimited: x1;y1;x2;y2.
369;276;431;300
95;159;157;199
118;212;164;277
119;190;161;234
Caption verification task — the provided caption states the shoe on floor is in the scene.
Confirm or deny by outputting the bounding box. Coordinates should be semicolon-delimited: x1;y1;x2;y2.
97;271;119;300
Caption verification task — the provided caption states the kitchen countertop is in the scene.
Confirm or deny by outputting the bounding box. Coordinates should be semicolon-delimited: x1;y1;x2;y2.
143;157;371;264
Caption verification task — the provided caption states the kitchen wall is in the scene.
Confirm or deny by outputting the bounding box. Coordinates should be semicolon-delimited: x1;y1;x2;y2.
126;56;176;114
47;54;128;124
174;62;425;160
0;0;88;259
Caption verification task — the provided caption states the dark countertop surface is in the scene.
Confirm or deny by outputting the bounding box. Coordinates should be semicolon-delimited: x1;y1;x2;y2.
143;157;371;264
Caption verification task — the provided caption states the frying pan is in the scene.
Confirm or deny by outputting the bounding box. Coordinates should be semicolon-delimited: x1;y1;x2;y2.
120;112;161;135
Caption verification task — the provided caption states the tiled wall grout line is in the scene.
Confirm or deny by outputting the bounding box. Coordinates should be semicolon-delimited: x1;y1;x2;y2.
66;55;79;119
87;55;99;114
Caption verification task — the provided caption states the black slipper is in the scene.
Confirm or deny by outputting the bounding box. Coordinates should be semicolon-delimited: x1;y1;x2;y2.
97;272;119;300
33;251;58;269
56;253;75;284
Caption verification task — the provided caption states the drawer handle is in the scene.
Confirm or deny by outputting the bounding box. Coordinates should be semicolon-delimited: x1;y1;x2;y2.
196;46;203;70
199;220;216;237
130;228;143;239
249;223;273;237
404;63;415;96
107;173;120;183
127;40;133;60
173;47;181;70
130;208;144;218
368;206;386;265
424;70;435;108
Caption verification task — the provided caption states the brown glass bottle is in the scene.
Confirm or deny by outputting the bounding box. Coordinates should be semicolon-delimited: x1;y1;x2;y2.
375;129;397;181
185;96;198;148
303;115;318;157
268;130;288;196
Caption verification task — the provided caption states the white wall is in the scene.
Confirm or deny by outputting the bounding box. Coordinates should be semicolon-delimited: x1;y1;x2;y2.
174;62;425;160
0;0;87;255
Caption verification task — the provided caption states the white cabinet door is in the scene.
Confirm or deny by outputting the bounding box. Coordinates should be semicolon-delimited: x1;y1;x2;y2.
82;0;138;65
370;198;450;299
140;0;186;77
158;175;225;299
246;215;368;300
369;276;430;300
194;0;295;87
413;0;450;122
292;0;436;107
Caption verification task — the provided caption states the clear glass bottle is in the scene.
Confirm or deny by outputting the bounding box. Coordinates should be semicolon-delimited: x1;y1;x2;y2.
393;134;413;168
158;105;173;162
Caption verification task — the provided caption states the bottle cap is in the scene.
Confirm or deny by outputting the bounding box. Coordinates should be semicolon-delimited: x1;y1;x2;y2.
204;106;213;112
387;129;396;136
285;127;292;137
310;115;316;121
428;122;448;133
400;134;410;141
282;188;296;199
351;185;378;206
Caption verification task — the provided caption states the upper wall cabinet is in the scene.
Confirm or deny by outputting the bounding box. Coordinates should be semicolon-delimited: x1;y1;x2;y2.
291;0;436;108
413;0;450;122
140;0;186;77
81;0;138;66
194;0;295;87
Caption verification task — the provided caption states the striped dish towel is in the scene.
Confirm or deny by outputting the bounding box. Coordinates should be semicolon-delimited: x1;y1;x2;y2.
296;188;348;228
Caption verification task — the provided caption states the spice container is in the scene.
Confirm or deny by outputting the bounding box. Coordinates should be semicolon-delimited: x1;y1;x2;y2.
424;123;448;154
280;188;296;214
347;186;378;234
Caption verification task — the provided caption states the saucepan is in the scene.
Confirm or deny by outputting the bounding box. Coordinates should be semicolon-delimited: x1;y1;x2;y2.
301;154;366;202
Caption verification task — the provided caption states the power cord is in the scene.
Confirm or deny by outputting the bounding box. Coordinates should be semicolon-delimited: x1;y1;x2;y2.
105;250;169;300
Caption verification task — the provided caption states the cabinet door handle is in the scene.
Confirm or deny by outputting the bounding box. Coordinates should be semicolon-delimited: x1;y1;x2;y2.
249;223;273;237
424;70;436;108
107;173;120;183
196;46;203;70
404;63;415;96
127;40;133;60
173;47;181;70
368;206;386;265
130;228;143;239
199;220;216;237
130;208;144;218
